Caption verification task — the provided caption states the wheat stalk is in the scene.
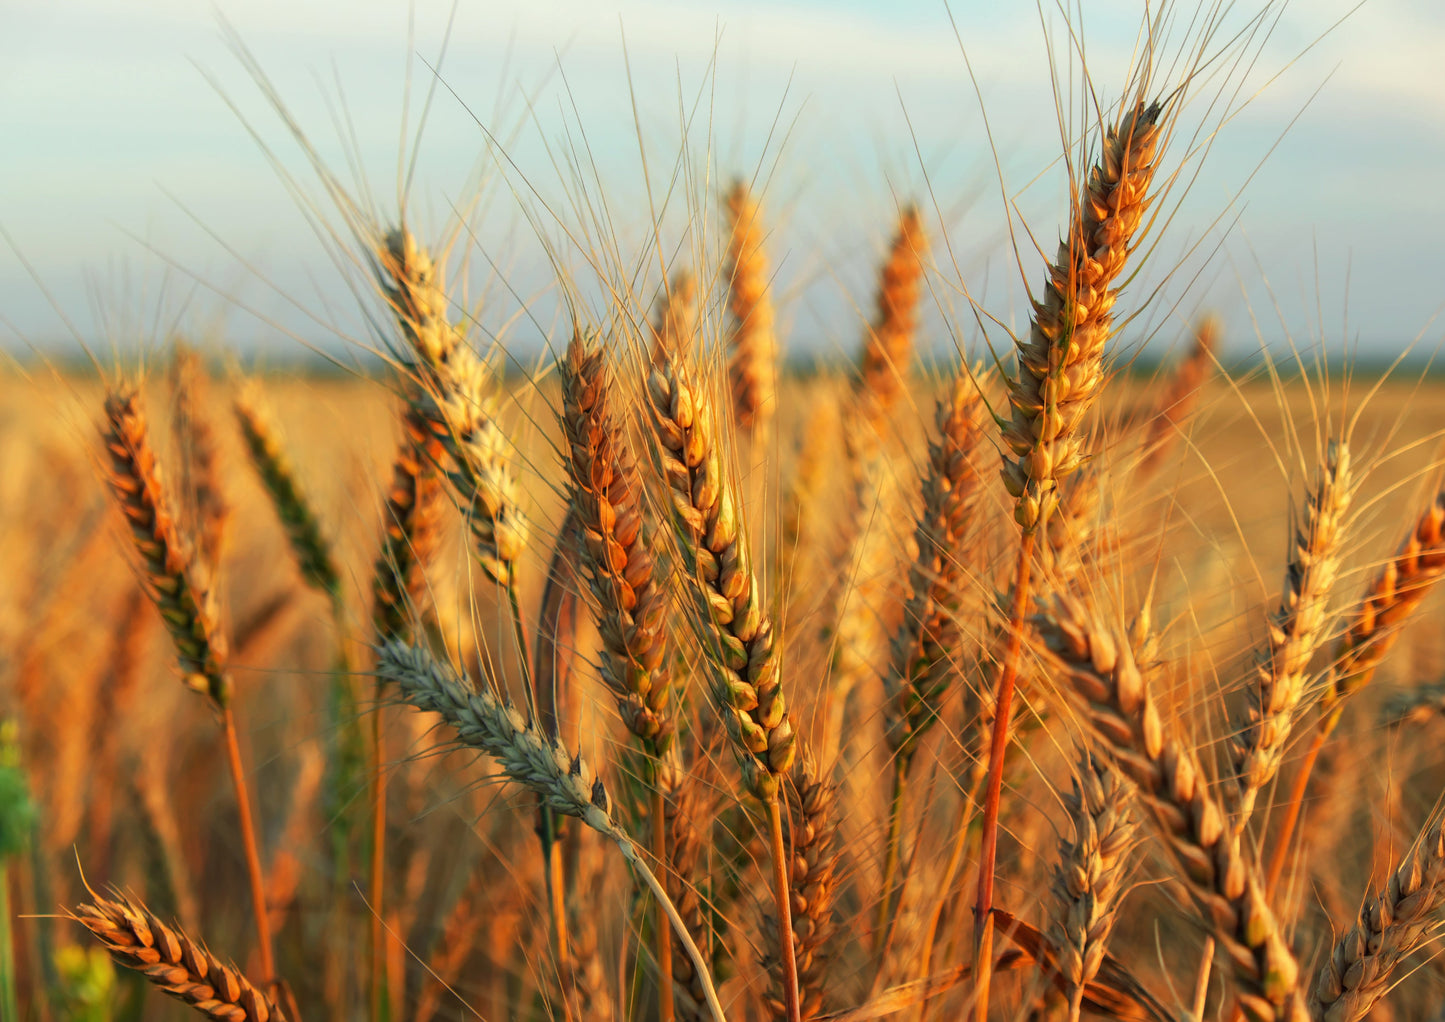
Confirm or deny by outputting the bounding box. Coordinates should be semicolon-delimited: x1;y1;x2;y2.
73;892;286;1022
374;638;727;1022
977;99;1167;1015
377;227;528;587
645;351;801;1019
857;205;928;423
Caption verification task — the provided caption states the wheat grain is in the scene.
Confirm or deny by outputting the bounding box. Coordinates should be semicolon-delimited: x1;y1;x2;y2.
73;892;286;1022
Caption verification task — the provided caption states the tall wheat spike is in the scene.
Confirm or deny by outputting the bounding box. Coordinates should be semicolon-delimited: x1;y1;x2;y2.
377;228;528;587
724;181;779;434
102;385;230;709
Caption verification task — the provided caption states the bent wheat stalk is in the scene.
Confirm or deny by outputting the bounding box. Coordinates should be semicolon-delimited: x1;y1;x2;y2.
374;640;727;1022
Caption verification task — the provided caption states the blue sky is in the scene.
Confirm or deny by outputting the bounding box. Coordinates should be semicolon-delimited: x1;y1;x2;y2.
3;0;1442;365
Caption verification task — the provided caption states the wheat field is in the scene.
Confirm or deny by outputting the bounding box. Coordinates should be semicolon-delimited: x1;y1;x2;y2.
6;4;1445;1022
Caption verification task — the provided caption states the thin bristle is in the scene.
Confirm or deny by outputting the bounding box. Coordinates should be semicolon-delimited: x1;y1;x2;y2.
73;892;285;1022
724;181;779;433
233;381;343;602
102;384;231;709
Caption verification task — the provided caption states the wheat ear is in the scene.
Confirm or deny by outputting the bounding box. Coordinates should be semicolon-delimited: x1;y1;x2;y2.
1043;750;1138;1022
73;892;286;1022
372;405;445;642
651;269;700;367
1269;486;1445;893
233;381;343;603
857;205;928;423
646;352;801;1019
876;373;984;933
1136;315;1219;476
102;385;230;708
764;756;839;1022
977;100;1166;1014
378;228;527;587
724;180;779;434
1309;810;1445;1022
562;328;679;1016
170;344;231;570
374;639;727;1022
1033;595;1307;1022
1231;441;1351;832
562;330;673;748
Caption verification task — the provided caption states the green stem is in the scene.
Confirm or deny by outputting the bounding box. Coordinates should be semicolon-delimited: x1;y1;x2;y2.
1;862;15;1022
874;762;910;949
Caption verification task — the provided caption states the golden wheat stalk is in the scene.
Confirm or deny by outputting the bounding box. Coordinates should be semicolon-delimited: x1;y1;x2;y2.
645;351;801;1019
73;892;286;1022
377;229;527;588
561;330;673;748
371;405;444;642
374;638;727;1022
764;756;838;1021
102;385;230;708
977;100;1168;1012
1269;485;1445;894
